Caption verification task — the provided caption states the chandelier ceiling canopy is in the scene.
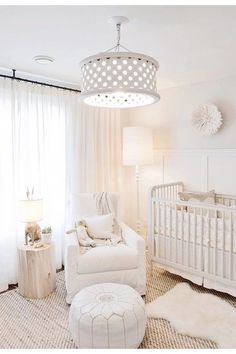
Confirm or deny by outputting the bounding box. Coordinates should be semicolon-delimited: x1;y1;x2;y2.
79;16;160;108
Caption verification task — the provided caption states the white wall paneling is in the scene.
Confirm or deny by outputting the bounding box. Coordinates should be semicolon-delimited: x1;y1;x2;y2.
207;151;236;194
123;149;236;236
157;149;236;193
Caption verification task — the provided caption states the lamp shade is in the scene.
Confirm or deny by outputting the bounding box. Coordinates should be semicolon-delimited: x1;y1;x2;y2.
18;199;43;223
123;126;154;166
80;52;160;108
79;16;160;108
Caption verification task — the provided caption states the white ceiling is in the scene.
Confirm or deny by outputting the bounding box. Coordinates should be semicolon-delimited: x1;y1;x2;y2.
0;5;236;90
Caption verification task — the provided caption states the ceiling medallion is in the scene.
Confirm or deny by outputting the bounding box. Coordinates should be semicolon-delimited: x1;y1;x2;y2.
79;16;160;108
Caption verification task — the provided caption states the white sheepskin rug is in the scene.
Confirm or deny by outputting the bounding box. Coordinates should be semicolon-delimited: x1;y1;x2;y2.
146;283;236;348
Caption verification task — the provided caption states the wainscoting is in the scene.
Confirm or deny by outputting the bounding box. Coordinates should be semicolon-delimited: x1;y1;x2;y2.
158;149;236;193
123;149;236;235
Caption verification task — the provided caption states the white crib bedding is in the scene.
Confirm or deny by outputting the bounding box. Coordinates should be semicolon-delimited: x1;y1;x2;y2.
150;183;236;297
154;207;236;252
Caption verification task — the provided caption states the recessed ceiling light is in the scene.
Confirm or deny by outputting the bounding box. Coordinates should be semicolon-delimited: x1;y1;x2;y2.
34;55;54;65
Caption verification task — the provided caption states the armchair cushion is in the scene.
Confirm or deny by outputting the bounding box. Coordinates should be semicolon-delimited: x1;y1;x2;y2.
81;213;114;239
77;244;138;274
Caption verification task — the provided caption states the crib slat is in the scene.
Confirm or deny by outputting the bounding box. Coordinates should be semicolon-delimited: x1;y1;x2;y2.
169;202;172;261
158;202;161;259
207;214;210;274
187;208;190;267
200;208;204;272
229;212;233;280
175;205;178;263
164;203;167;259
222;211;225;278
193;207;197;270
214;209;218;276
181;206;184;265
152;199;155;257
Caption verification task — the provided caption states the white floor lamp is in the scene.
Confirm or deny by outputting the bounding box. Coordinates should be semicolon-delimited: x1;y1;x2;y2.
123;126;154;234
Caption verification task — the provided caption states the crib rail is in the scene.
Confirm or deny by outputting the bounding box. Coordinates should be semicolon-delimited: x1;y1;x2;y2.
151;181;184;200
148;187;236;292
216;193;236;207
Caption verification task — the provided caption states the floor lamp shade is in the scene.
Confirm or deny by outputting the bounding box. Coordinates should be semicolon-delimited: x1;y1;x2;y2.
123;127;154;166
18;199;43;223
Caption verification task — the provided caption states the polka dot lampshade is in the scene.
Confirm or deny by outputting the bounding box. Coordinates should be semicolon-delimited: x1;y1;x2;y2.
80;52;160;108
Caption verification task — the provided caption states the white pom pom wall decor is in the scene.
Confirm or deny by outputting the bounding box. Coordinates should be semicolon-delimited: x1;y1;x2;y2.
192;103;223;136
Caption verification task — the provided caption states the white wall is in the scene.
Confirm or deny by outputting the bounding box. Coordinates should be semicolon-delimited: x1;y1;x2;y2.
121;76;236;234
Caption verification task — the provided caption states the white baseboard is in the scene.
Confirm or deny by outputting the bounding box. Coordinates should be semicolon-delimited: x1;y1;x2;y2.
0;282;8;292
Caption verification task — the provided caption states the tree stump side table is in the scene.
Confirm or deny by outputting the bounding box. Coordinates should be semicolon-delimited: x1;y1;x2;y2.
17;243;56;299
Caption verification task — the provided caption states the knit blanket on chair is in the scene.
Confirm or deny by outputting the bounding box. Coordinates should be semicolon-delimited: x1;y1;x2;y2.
93;192;121;236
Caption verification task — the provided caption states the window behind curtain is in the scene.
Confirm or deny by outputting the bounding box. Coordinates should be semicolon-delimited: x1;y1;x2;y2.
0;78;78;290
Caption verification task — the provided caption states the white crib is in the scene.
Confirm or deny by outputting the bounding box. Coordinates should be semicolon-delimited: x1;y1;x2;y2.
148;181;236;297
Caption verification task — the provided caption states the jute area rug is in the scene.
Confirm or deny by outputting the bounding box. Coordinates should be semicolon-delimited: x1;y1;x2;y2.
0;258;236;348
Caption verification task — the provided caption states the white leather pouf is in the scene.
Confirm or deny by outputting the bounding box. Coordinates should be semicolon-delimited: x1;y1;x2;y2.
69;283;146;348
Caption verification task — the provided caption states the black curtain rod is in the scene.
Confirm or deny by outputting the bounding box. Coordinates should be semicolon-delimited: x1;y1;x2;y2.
0;69;81;93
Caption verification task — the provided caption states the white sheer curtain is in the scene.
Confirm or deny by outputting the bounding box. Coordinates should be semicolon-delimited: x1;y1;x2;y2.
66;102;121;195
0;78;78;290
65;101;122;228
0;78;121;291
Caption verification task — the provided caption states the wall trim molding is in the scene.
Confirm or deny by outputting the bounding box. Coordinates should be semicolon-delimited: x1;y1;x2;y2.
127;147;236;235
151;148;236;195
155;148;236;155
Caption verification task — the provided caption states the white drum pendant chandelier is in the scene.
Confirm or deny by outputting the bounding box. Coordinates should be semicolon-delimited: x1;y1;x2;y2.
79;16;160;108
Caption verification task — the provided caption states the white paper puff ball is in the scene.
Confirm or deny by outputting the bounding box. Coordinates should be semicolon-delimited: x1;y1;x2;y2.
192;104;223;136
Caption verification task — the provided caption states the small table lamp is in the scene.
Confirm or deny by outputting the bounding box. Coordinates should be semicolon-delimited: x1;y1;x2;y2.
123;126;154;234
18;198;43;245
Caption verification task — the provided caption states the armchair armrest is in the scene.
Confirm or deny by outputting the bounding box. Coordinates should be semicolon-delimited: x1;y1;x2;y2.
64;232;80;274
121;222;146;294
120;222;145;254
64;232;81;300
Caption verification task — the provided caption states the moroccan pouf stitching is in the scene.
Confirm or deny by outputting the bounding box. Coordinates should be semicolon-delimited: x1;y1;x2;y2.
69;282;146;348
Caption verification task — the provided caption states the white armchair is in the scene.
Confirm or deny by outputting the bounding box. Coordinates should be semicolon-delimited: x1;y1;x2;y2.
64;193;146;304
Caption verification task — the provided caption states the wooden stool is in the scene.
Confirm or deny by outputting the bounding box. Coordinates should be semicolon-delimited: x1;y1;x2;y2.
17;243;56;299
